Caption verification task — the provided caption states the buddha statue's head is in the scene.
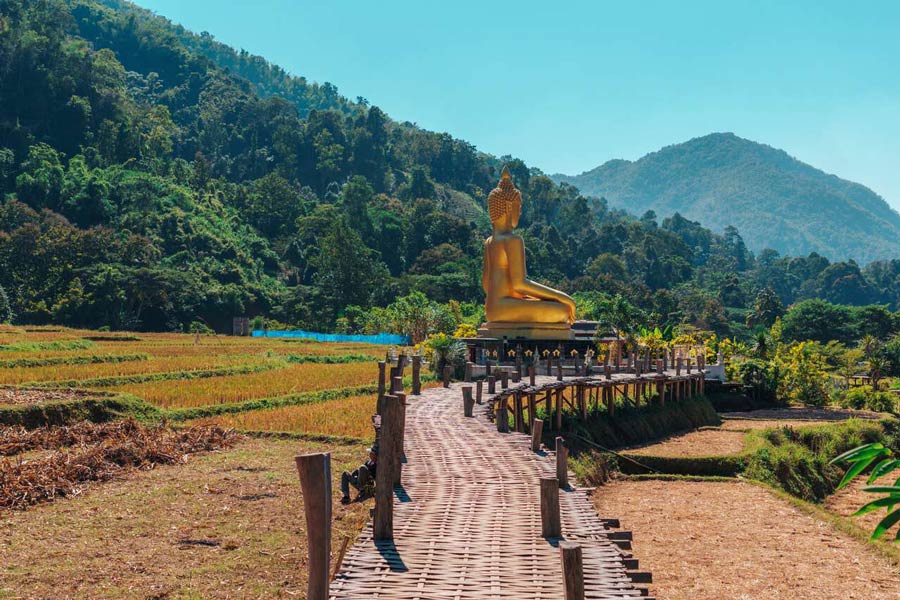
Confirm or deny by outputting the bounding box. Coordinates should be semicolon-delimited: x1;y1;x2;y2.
488;166;521;230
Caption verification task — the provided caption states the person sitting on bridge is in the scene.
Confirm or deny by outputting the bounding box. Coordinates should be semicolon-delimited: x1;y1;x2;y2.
340;445;377;504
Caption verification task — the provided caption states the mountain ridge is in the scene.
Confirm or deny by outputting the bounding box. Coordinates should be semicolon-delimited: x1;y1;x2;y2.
552;133;900;262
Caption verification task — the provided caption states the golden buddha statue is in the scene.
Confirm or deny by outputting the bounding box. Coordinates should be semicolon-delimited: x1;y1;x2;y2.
478;166;576;340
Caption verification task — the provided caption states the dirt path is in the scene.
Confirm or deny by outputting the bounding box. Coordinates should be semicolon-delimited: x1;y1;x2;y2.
595;479;900;600
0;437;371;599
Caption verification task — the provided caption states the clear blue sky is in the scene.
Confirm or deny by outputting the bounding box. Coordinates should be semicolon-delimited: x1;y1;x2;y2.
136;0;900;209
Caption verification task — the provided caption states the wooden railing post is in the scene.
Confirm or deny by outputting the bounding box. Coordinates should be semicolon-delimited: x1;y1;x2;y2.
560;541;585;600
556;360;563;381
375;395;401;539
442;364;452;388
529;365;536;386
464;361;474;382
496;396;509;433
462;385;474;417
556;436;568;489
501;369;509;390
531;418;544;452
377;361;386;413
295;452;332;600
540;477;561;538
604;364;612;380
485;358;492;377
512;370;521;383
514;393;525;432
487;375;496;394
391;375;403;395
476;379;483;404
676;357;682;376
411;355;421;395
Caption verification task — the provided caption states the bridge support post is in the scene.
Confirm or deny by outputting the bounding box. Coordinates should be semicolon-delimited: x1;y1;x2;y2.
375;394;401;540
529;365;536;385
476;379;483;404
377;361;386;413
560;541;585;600
442;365;451;388
487;375;496;394
462;386;474;417
540;477;561;538
295;452;332;600
556;437;568;489
501;369;509;390
412;355;421;395
531;419;544;452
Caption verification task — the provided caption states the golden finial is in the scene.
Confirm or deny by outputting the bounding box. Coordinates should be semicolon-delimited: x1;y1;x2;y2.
500;165;511;180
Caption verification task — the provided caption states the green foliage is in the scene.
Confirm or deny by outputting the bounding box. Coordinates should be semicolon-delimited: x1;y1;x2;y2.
832;440;900;542
0;353;147;369
743;419;891;502
4;0;900;341
284;353;373;364
422;333;466;375
839;386;897;414
0;339;94;352
0;393;164;428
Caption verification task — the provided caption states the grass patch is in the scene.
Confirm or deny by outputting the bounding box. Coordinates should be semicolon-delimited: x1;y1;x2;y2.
0;393;164;428
742;418;899;502
82;335;143;342
0;353;149;369
0;340;94;352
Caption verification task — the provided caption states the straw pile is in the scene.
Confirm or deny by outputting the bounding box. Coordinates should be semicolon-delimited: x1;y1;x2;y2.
0;419;240;509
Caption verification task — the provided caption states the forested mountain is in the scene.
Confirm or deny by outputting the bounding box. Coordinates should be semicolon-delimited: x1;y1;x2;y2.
2;0;900;339
553;133;900;263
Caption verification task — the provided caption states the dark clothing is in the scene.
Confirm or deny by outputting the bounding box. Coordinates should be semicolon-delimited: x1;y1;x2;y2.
341;460;376;500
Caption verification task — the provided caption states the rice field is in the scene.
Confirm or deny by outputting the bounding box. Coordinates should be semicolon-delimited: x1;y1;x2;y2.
0;354;280;385
0;327;400;439
187;393;379;440
107;361;378;409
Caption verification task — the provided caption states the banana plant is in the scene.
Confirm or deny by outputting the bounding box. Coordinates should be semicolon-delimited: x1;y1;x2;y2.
831;443;900;541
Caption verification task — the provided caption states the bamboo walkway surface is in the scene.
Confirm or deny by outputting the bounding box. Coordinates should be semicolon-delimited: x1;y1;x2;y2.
330;375;650;599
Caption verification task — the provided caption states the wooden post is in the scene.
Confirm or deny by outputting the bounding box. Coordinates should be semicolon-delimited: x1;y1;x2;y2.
560;542;585;600
657;377;665;405
512;370;521;383
528;392;537;428
556;437;568;489
391;375;403;395
604;364;612;380
442;364;452;388
529;365;536;386
496;397;509;433
540;477;561;538
546;356;553;376
487;375;496;394
555;389;563;430
676;357;682;376
375;395;401;539
295;453;332;600
476;379;483;404
377;361;387;413
514;393;525;432
556;360;563;381
501;369;509;390
464;361;473;382
412;355;421;395
462;386;475;417
531;418;543;452
485;358;492;377
395;392;406;481
605;385;614;417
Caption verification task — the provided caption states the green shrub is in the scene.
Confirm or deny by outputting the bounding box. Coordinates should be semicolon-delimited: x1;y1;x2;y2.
743;419;893;501
840;386;896;413
189;321;214;334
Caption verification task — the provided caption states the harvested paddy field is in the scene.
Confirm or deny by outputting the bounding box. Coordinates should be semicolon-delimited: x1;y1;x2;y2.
0;437;371;599
627;428;747;456
595;479;900;600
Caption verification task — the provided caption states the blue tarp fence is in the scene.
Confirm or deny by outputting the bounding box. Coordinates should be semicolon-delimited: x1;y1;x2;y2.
252;329;411;345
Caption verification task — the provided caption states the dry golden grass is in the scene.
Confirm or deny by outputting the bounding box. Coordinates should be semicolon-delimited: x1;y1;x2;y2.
0;354;279;385
188;393;379;439
110;361;377;409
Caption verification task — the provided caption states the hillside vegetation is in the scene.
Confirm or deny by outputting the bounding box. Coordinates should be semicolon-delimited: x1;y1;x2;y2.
554;133;900;262
3;1;900;338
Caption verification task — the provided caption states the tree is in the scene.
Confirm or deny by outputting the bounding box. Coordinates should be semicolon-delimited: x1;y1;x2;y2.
312;219;389;324
0;285;12;324
747;287;784;329
782;299;856;344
